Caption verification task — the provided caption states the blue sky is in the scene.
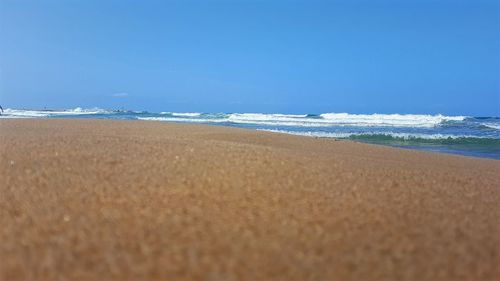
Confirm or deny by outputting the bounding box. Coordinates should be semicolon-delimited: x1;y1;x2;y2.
0;0;499;115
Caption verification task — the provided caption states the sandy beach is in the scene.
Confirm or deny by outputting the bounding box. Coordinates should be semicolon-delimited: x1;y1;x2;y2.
1;118;499;280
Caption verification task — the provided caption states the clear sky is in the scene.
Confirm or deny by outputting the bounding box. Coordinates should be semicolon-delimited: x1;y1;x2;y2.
1;0;499;115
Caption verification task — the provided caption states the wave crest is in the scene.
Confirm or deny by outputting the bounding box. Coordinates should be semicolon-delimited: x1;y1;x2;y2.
259;129;499;145
319;113;466;127
1;107;109;118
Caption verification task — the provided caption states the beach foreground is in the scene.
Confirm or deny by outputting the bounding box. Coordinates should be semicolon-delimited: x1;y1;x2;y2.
1;119;499;280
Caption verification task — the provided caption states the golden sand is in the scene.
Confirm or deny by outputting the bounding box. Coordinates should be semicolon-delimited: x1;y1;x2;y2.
1;119;499;280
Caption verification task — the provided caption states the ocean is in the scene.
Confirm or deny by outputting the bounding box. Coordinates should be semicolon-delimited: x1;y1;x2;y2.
2;108;499;160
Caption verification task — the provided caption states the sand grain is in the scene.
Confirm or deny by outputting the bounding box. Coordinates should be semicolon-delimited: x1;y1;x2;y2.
1;119;499;280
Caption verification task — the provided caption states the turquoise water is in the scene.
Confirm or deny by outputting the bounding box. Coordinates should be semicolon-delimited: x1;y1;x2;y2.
2;108;499;160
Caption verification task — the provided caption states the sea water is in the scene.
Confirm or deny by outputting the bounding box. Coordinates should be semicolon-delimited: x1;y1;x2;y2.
2;108;499;160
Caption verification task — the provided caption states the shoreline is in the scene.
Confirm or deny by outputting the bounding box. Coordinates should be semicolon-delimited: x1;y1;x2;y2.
1;119;499;280
2;109;499;161
2;111;499;160
256;128;500;161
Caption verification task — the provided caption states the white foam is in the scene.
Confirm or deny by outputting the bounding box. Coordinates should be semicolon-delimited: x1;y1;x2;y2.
227;113;333;127
259;129;485;140
482;123;500;130
0;115;33;119
319;113;466;128
1;107;109;118
170;112;202;117
225;113;467;128
2;109;51;118
160;112;202;117
228;113;308;122
1;109;471;130
140;113;318;126
137;112;469;128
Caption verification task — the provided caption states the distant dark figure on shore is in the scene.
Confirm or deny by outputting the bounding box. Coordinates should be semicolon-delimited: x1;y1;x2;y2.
0;105;3;115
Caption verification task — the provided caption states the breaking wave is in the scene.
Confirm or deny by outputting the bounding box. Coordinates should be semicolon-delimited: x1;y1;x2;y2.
160;112;202;117
1;108;498;159
481;123;500;130
226;113;466;128
259;129;500;146
1;107;109;118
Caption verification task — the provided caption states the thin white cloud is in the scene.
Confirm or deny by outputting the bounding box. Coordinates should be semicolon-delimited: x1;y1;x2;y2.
112;92;129;97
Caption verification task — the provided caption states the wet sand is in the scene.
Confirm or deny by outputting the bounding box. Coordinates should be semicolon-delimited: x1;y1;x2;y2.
1;119;499;281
